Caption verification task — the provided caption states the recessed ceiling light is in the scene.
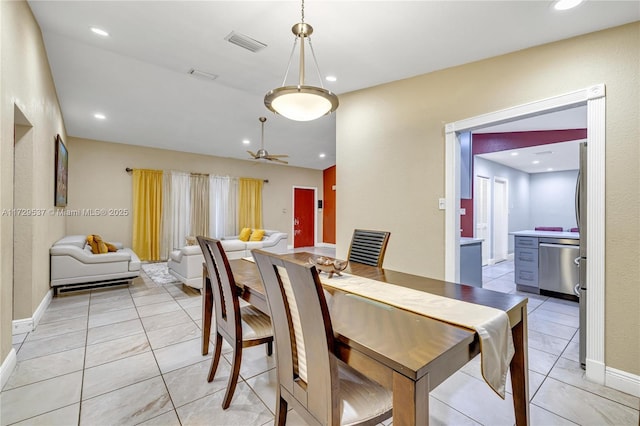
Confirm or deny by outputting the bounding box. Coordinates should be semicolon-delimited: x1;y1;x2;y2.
532;160;540;164
242;139;250;145
325;76;337;82
319;153;326;158
553;0;583;11
94;113;106;120
510;152;519;156
547;168;554;171
90;27;109;37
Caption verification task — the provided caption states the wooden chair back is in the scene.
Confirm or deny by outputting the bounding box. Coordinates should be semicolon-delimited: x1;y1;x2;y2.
197;236;242;344
253;250;340;425
347;229;390;267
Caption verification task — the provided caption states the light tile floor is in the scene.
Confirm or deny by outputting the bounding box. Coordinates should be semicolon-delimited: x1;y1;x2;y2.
2;253;638;425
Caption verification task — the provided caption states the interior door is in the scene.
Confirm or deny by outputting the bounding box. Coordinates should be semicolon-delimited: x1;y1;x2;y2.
293;187;315;248
493;177;509;263
475;175;490;265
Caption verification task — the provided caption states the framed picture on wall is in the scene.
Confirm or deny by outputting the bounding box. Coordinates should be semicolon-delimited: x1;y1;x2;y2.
54;134;68;207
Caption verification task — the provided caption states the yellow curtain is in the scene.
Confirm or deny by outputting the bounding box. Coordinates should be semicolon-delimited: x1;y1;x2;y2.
132;169;163;261
238;178;263;230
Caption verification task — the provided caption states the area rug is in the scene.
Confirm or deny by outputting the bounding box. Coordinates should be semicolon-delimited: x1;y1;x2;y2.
141;262;180;285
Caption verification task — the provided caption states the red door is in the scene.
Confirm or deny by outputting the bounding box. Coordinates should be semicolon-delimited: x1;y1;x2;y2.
294;188;315;248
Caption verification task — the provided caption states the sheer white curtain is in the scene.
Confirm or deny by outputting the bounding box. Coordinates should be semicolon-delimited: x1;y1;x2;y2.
160;171;190;258
160;172;172;260
189;174;209;238
209;176;238;238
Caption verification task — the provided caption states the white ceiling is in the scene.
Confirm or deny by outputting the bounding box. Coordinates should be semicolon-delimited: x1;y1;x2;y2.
27;1;639;169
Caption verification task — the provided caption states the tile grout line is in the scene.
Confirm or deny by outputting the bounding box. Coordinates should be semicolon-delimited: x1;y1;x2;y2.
135;269;182;425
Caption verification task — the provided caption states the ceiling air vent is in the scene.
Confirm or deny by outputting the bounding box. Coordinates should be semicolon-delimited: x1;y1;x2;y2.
187;68;218;81
225;31;267;53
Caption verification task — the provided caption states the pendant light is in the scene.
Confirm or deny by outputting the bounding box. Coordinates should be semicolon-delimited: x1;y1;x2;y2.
264;0;338;121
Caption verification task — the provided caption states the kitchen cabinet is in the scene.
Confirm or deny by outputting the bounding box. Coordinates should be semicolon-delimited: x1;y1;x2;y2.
460;238;482;287
515;236;539;293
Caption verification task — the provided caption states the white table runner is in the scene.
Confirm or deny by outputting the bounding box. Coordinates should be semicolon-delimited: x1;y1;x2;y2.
319;273;515;398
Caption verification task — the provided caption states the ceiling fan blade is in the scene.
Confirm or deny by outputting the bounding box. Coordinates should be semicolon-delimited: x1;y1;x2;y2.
266;154;289;158
247;150;257;158
269;157;288;164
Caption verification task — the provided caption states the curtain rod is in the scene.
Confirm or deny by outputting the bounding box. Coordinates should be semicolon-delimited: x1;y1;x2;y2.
125;168;268;183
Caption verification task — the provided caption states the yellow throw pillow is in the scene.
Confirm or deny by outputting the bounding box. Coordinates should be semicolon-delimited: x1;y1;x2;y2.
238;227;252;242
250;229;265;241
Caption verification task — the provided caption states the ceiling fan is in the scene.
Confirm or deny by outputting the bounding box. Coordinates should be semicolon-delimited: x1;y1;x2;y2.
247;117;289;164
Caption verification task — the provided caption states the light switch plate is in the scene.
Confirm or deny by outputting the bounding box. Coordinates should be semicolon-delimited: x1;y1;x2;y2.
438;198;446;210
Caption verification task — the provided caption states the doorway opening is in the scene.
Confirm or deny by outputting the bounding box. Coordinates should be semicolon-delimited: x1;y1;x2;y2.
445;84;606;384
13;105;34;326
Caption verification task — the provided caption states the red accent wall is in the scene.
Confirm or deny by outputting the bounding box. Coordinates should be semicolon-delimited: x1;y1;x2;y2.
461;129;587;237
323;166;336;244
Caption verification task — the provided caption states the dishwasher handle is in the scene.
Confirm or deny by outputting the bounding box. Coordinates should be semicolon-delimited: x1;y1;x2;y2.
539;242;579;248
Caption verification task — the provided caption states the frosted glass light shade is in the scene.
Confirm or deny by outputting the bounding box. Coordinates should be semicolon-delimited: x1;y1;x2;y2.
265;86;339;122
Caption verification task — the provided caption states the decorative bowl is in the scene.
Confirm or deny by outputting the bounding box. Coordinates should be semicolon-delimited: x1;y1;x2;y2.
308;256;348;278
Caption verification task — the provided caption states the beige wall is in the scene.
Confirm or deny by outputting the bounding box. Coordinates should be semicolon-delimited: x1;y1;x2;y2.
1;1;67;363
337;23;640;375
66;137;323;249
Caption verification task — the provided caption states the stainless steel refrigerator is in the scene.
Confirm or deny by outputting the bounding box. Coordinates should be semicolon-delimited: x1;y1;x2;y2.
576;142;587;368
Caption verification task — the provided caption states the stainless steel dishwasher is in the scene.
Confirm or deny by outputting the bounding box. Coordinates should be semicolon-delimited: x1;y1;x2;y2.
538;237;580;298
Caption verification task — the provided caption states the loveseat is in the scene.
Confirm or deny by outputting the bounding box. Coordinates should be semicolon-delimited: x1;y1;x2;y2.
220;229;288;259
50;235;141;294
167;230;288;289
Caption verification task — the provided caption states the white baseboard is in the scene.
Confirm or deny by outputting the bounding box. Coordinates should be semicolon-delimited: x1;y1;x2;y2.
316;242;336;248
12;288;53;335
0;348;17;390
507;252;514;261
586;358;606;385
606;366;640;398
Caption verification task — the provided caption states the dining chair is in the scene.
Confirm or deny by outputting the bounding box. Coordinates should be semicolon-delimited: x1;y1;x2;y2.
253;249;393;425
347;229;391;268
197;236;274;409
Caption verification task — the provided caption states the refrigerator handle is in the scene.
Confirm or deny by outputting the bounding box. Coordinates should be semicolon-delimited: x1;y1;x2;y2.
574;257;581;266
575;170;581;228
574;283;580;296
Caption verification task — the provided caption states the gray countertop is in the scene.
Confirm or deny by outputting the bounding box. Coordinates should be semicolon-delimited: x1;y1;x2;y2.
510;230;580;239
460;237;483;245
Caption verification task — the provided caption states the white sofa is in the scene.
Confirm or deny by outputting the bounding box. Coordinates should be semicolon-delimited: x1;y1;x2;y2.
167;245;204;289
50;235;141;294
167;230;288;289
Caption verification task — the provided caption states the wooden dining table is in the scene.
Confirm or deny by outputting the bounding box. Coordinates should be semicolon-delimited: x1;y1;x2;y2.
201;253;530;426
